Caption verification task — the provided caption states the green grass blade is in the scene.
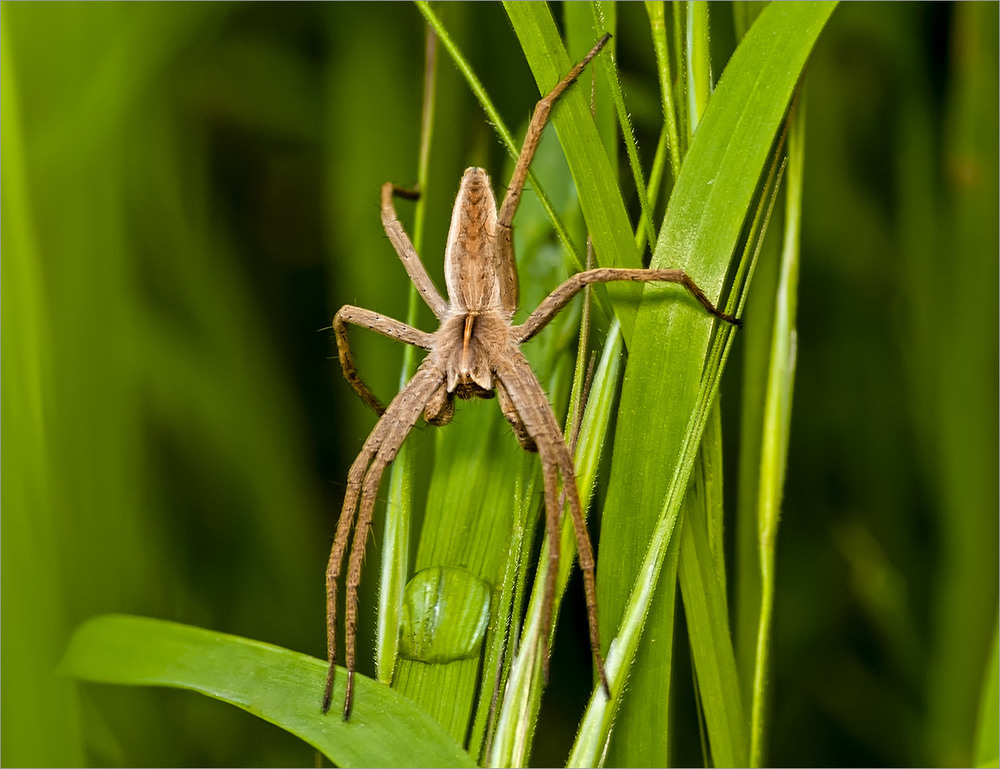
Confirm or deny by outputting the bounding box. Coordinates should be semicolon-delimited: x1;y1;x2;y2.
645;0;681;183
679;405;746;767
62;615;475;768
1;14;85;763
593;5;836;766
686;0;713;132
468;455;538;760
734;163;781;716
391;405;521;743
749;88;806;769
973;615;999;768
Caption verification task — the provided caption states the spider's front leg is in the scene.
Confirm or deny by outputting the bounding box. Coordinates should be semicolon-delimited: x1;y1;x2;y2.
333;305;432;414
496;34;611;229
515;267;742;344
380;182;449;320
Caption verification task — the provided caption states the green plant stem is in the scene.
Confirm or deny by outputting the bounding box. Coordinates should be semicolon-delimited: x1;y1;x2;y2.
593;4;655;249
377;25;440;686
645;1;681;182
686;1;712;132
678;405;746;768
749;90;805;768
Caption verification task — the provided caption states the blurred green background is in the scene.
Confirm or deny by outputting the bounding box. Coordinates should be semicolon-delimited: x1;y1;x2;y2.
3;2;996;767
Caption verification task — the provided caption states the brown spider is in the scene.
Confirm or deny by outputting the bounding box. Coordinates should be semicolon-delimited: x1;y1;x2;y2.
323;34;740;719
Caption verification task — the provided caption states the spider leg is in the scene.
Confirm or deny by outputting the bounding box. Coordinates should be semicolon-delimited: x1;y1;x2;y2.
424;382;455;426
323;360;445;718
496;352;610;698
334;305;433;414
538;438;562;684
381;183;449;320
515;267;742;344
497;378;537;452
496;35;610;230
323;435;374;711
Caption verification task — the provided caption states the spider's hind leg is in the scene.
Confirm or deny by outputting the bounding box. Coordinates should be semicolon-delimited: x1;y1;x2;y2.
497;379;537;452
424;382;455;426
496;356;610;698
324;361;446;719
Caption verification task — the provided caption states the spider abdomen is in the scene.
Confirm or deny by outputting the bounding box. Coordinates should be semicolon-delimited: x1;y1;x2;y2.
443;168;518;314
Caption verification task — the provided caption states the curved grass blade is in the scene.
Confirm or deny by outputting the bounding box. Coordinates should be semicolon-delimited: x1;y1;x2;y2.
588;4;836;766
61;615;474;768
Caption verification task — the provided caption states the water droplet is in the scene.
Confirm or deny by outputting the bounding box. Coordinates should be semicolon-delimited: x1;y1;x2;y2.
399;566;491;663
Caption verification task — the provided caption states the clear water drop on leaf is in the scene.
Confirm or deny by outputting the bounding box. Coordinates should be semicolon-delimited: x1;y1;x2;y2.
399;566;491;663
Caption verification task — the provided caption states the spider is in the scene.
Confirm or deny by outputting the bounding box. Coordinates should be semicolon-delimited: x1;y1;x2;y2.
323;34;740;719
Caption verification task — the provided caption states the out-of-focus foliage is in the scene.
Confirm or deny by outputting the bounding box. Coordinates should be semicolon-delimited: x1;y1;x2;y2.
3;3;996;767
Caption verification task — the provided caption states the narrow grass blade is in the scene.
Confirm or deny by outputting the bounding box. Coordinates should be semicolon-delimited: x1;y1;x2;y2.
679;405;747;768
686;0;712;132
644;0;681;182
62;615;474;768
749;89;806;768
